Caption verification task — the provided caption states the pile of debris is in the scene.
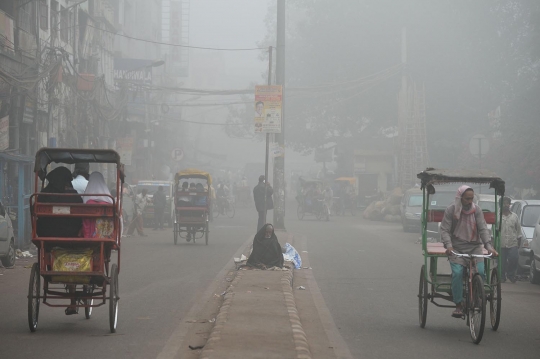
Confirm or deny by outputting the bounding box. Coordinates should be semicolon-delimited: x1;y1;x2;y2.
363;188;403;222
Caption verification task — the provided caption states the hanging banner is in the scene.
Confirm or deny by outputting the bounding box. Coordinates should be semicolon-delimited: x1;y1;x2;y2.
116;137;134;166
254;85;282;133
0;115;8;150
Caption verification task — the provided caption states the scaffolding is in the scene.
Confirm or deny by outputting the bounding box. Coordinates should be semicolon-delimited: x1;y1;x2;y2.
398;82;428;189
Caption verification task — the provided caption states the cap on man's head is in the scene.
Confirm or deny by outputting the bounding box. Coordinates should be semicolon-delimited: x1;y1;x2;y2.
259;175;265;182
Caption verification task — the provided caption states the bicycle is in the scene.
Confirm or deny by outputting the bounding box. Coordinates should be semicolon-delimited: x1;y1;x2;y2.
451;251;493;344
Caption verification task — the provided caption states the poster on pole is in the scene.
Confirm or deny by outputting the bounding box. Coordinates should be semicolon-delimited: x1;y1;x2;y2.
116;137;134;165
0;115;8;150
254;85;282;133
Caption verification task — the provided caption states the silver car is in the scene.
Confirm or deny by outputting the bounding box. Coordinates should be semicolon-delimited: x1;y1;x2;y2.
0;200;16;267
512;200;540;272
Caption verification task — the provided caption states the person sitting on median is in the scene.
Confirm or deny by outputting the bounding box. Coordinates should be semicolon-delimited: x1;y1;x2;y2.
82;172;114;238
247;224;284;269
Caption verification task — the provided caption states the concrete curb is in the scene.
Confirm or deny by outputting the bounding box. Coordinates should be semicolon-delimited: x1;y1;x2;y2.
199;266;312;359
199;271;243;359
282;268;313;359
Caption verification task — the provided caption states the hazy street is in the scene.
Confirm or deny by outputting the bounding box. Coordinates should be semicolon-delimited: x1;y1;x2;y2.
2;203;539;358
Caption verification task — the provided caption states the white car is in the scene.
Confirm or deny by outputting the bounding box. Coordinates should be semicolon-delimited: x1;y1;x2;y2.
0;200;16;267
526;201;540;284
512;200;540;273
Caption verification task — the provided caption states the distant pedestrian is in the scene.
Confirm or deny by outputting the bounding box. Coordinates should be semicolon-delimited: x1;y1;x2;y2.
153;186;167;230
127;189;149;237
500;196;522;283
253;175;273;232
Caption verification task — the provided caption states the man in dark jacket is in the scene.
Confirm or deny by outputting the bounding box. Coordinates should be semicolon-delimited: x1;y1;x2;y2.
153;186;167;230
253;175;273;232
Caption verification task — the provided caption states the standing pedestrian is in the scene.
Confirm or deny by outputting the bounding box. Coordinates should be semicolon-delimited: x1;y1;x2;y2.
127;188;149;237
500;196;522;283
253;175;273;232
153;186;167;230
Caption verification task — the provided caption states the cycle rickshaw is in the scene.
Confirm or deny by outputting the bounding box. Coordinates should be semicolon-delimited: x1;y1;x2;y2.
333;177;357;216
29;148;124;333
417;168;503;344
173;169;211;245
296;177;329;221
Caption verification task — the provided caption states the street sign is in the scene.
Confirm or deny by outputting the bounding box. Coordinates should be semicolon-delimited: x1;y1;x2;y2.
469;134;490;159
254;85;282;133
171;148;184;161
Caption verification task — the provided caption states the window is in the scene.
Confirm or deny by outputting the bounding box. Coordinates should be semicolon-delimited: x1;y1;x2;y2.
40;0;48;30
522;205;540;227
408;195;423;207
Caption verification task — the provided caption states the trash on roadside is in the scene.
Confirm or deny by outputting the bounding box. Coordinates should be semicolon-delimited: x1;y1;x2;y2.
220;291;226;296
282;243;302;269
264;287;269;290
208;318;215;323
189;345;205;350
233;254;248;263
302;266;312;269
302;251;308;253
16;250;33;258
296;286;306;290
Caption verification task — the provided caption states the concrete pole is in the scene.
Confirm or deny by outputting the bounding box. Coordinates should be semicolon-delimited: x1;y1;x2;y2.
264;46;273;224
273;0;286;229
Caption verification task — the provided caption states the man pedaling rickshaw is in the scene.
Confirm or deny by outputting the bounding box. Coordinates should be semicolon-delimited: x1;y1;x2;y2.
440;185;499;318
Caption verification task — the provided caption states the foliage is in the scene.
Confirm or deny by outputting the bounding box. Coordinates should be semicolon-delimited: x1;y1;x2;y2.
251;0;539;190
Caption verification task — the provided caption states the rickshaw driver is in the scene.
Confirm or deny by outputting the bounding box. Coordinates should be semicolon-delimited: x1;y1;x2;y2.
440;185;499;318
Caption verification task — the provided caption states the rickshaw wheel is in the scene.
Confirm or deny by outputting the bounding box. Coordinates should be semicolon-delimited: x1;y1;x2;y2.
469;274;486;344
418;265;428;328
174;223;178;245
489;268;501;331
205;222;209;245
297;205;304;220
28;262;40;332
84;285;94;319
109;264;119;333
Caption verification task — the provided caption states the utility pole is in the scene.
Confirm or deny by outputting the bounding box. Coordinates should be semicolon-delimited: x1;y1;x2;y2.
263;46;273;224
273;0;286;229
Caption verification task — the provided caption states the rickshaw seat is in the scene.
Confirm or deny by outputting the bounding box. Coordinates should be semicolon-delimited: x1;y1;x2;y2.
427;209;496;225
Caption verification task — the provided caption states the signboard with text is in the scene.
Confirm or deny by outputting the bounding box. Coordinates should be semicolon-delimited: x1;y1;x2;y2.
254;85;282;133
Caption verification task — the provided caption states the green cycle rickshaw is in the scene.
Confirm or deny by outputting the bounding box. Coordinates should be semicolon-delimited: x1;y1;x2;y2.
416;168;504;344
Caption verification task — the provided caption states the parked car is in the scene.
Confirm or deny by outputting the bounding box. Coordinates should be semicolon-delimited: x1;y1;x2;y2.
512;200;540;273
136;180;174;227
400;187;422;232
530;213;540;283
0;200;16;267
513;200;540;278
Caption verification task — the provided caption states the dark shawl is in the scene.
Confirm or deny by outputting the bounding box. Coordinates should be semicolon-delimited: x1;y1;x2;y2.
247;224;284;268
37;167;83;237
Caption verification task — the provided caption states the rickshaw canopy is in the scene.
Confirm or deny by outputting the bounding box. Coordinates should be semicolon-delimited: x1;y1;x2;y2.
174;168;212;185
417;168;505;195
335;177;356;186
34;148;124;181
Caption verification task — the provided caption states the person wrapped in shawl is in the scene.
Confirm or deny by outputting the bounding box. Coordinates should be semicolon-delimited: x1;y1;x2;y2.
440;185;498;318
82;172;114;238
36;166;83;237
247;224;284;269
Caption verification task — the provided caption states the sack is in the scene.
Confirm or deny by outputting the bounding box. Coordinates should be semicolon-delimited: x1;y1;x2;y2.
282;243;302;269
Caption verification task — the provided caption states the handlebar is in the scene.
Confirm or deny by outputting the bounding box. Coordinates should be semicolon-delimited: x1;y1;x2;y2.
451;250;493;259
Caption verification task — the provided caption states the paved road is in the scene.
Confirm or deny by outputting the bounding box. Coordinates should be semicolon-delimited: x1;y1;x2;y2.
0;204;258;359
2;201;539;358
286;209;540;358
